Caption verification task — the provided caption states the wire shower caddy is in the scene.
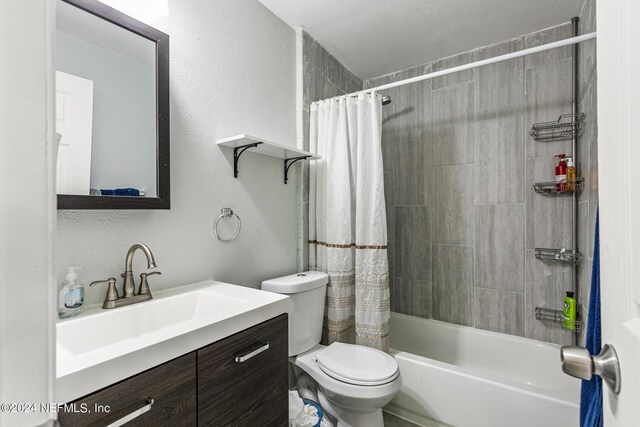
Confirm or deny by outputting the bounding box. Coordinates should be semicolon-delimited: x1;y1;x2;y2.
535;307;582;333
529;113;585;142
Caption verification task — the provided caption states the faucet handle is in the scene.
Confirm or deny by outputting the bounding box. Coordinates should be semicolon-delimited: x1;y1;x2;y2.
90;278;119;309
138;271;161;296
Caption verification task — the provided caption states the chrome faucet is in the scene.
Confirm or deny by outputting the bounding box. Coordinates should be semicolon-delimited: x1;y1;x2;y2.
91;243;160;309
121;243;157;297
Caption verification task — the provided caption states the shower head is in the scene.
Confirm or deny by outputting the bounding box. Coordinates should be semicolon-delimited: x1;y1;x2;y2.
382;95;392;105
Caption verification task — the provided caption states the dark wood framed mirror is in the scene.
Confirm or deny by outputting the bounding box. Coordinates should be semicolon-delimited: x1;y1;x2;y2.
56;0;170;209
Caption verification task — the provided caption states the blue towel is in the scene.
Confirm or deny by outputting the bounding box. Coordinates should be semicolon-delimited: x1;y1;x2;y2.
99;188;141;196
580;210;602;427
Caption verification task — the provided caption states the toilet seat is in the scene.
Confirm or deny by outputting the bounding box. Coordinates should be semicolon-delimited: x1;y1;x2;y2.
315;342;399;386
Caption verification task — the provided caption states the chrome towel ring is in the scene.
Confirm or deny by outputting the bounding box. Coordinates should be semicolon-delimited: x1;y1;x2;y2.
214;208;241;242
213;208;242;242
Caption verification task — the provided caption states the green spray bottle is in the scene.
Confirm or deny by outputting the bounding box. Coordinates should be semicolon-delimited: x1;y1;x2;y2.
563;291;577;330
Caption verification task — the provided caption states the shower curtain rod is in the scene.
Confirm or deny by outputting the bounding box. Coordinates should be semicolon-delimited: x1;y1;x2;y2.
313;32;596;103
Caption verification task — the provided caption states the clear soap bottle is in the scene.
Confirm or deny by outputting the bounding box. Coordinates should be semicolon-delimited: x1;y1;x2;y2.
58;267;85;319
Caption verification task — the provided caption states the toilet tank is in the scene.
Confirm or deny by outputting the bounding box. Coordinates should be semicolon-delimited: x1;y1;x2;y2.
261;271;328;356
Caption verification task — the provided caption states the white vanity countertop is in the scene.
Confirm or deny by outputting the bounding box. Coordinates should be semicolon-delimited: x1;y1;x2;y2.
56;280;289;403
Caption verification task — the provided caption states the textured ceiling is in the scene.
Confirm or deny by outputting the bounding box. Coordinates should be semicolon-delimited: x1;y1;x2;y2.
257;0;584;79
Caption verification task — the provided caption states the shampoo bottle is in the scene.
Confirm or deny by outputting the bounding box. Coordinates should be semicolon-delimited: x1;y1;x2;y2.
563;291;577;330
555;154;567;191
58;267;85;319
566;156;576;191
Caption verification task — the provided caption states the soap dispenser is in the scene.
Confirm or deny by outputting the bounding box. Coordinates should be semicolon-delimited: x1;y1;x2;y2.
58;267;85;319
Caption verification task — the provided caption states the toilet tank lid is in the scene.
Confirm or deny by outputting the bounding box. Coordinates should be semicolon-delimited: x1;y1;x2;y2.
261;271;328;294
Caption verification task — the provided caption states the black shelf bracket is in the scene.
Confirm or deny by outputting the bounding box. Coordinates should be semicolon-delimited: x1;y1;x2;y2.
284;156;310;184
233;142;262;178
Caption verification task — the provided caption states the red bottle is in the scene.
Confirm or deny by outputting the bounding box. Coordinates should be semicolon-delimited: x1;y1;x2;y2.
555;154;567;191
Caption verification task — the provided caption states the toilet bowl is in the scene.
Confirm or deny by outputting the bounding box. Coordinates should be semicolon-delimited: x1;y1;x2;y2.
296;343;401;426
262;271;401;427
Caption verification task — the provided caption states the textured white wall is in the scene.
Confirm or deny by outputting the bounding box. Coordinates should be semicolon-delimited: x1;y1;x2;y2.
0;0;56;425
57;0;298;306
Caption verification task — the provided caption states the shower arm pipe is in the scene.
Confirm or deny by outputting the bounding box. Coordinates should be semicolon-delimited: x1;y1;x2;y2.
336;32;596;98
571;17;579;347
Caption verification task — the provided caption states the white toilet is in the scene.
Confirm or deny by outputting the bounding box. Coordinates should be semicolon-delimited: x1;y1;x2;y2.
262;271;401;427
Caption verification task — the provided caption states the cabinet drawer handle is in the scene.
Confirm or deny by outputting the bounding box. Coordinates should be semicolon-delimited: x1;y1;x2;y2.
105;398;154;427
234;341;270;362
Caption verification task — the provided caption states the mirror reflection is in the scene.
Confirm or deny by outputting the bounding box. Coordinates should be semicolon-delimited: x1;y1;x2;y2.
55;0;157;197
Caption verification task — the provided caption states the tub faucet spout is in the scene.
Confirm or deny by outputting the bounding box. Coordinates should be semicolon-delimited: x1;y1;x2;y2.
121;243;157;297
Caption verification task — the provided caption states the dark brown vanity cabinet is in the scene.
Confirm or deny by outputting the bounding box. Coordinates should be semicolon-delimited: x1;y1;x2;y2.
197;314;288;426
58;314;288;427
57;352;197;426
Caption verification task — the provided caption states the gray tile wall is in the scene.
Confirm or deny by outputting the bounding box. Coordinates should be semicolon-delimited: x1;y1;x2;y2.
300;1;598;345
297;32;362;271
362;10;598;344
363;64;438;325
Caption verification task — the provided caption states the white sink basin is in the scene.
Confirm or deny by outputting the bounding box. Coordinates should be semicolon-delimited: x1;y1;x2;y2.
58;284;252;358
56;280;289;403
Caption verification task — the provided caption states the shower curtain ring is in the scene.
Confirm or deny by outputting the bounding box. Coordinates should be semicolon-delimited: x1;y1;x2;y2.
214;208;241;242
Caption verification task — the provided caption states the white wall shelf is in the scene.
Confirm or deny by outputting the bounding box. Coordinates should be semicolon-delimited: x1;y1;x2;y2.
217;134;320;184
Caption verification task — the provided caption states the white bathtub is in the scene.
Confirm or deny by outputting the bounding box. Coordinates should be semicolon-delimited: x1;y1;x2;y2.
385;313;580;427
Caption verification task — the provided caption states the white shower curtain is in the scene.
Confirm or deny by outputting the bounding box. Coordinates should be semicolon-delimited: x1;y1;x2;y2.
308;92;390;352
